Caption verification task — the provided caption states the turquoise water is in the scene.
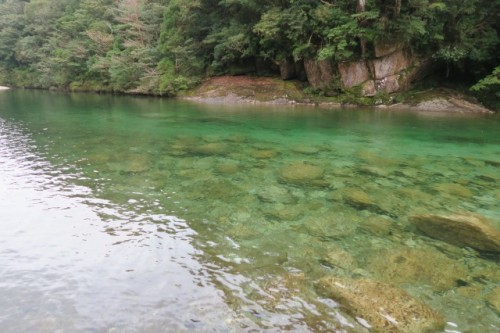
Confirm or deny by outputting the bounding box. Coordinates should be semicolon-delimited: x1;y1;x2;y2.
0;90;499;332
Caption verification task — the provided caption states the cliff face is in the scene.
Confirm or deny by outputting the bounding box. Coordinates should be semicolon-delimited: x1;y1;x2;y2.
281;42;429;97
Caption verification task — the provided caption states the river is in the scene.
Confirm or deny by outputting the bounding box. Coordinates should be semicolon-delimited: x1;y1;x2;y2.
0;90;498;332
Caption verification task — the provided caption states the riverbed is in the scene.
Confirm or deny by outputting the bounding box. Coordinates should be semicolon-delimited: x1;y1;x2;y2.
0;90;498;332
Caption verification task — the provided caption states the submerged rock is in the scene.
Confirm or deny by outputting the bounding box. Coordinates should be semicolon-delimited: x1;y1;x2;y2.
322;247;358;271
257;185;296;204
252;149;278;159
434;183;473;198
410;213;500;252
358;215;394;236
316;276;444;333
192;142;229;155
215;163;240;175
291;145;320;155
486;287;500;313
368;247;466;292
278;162;324;185
342;188;373;209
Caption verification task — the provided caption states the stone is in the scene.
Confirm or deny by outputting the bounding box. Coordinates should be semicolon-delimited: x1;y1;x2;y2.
358;166;388;177
257;185;296;204
361;80;377;96
338;61;370;89
359;215;393;236
486;287;500;313
304;211;360;239
316;277;445;333
124;154;150;173
304;59;334;90
192;142;228;155
368;247;467;292
291;145;320;155
434;183;473;198
279;162;324;185
322;247;357;271
410;213;500;252
371;50;412;80
264;205;303;221
375;74;400;93
342;188;373;209
215;163;239;175
252;149;278;159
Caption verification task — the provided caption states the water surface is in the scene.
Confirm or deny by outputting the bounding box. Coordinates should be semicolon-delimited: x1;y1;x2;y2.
0;90;499;332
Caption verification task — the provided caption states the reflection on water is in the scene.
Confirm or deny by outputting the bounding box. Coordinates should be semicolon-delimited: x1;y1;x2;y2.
0;90;499;332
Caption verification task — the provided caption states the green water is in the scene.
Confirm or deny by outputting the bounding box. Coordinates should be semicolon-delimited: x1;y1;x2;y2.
0;90;499;332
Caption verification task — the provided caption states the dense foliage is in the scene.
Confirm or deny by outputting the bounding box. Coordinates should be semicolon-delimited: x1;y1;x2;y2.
0;0;498;98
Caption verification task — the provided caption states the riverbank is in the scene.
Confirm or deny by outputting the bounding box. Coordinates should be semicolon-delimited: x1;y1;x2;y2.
0;86;10;91
181;76;494;114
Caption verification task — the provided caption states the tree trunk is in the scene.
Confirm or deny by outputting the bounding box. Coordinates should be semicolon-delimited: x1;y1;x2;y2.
394;0;401;17
357;0;367;57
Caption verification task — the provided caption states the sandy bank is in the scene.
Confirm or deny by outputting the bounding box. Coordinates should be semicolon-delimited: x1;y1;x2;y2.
0;86;10;91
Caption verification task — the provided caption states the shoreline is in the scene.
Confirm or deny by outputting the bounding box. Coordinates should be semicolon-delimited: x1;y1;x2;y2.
181;76;494;114
0;86;10;90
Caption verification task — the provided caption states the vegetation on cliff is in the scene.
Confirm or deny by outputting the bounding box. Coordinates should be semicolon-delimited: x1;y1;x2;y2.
0;0;498;107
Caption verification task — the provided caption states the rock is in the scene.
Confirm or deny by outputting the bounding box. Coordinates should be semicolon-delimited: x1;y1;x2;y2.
434;183;473;198
368;247;467;292
304;58;335;92
123;154;150;173
257;185;296;204
215;163;240;175
375;74;400;93
316;277;445;333
291;145;320;155
192;142;228;155
252;149;278;159
322;247;357;271
342;188;373;209
358;166;388;177
486;287;500;313
410;213;500;252
338;61;370;89
359;215;394;236
264;205;303;221
279;162;324;185
361;80;377;96
304;211;360;239
371;50;412;80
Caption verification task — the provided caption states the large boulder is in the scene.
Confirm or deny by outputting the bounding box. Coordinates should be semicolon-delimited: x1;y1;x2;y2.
338;60;370;89
371;50;413;80
304;59;335;91
410;213;500;252
316;276;445;333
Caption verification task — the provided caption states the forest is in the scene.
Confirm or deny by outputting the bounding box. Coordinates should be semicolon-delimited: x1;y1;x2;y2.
0;0;498;103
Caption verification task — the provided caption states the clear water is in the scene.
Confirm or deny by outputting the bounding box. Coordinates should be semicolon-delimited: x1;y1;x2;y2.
0;90;498;332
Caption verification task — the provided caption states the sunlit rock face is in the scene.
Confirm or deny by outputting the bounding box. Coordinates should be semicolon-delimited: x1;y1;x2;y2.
316;276;445;333
410;213;500;253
